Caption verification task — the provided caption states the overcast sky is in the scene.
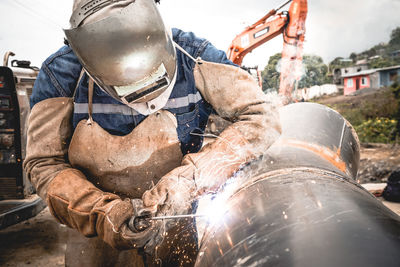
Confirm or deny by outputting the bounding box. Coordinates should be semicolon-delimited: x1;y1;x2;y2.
1;0;399;69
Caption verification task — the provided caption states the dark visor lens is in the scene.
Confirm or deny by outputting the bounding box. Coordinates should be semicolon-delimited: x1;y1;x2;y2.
124;77;169;103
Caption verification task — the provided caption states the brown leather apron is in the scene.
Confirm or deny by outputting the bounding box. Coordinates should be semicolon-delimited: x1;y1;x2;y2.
65;80;198;267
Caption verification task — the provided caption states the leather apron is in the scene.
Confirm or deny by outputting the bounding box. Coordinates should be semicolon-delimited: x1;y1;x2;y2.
65;80;198;267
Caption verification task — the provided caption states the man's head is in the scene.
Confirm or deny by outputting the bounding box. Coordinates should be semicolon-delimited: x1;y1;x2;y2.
65;0;176;105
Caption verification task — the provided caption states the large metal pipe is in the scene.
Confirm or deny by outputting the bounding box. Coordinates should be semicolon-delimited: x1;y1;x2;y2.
195;103;400;267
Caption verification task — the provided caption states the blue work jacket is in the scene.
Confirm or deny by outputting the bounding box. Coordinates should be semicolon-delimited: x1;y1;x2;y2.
31;28;236;155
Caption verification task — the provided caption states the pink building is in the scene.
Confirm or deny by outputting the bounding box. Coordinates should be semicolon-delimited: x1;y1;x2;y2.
342;66;400;95
342;69;375;95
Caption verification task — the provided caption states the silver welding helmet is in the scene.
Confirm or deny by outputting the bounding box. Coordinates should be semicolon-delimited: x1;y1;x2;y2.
64;0;177;104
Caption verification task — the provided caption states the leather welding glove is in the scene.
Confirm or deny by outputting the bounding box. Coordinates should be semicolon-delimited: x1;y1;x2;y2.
46;168;160;250
143;60;281;225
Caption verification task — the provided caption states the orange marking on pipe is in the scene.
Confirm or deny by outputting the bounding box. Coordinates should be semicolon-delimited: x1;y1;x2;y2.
279;139;347;173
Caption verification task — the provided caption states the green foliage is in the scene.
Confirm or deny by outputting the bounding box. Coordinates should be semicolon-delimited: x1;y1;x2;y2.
369;57;396;69
328;57;353;75
328;90;398;124
363;90;398;119
390;81;400;141
349;53;357;63
261;53;282;92
362;48;377;58
261;53;330;92
389;27;400;48
391;81;400;100
355;118;397;143
320;88;399;143
298;54;330;89
326;103;365;126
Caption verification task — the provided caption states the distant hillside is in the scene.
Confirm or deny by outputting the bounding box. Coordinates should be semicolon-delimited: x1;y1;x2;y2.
329;27;400;71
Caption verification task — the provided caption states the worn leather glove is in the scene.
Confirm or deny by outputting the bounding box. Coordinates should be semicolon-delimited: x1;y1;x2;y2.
141;168;199;262
142;165;196;216
100;198;161;250
142;127;256;216
140;165;198;257
45;168;161;251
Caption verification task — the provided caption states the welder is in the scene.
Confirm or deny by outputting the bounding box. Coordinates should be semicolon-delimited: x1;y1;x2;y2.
24;0;281;266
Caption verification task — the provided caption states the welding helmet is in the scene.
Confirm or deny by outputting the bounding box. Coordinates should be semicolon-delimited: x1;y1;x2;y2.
65;0;177;105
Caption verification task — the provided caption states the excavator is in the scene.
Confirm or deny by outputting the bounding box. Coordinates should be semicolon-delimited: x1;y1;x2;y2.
207;0;307;134
227;0;308;101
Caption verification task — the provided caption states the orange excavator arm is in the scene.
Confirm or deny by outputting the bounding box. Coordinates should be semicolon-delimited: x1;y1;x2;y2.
227;0;290;66
227;0;308;101
279;0;308;101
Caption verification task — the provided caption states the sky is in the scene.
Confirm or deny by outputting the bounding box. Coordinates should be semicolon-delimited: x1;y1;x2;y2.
0;0;399;70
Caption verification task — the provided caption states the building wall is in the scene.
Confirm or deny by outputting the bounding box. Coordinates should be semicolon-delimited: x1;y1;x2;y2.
341;65;368;76
379;68;400;87
344;78;354;95
370;72;380;88
333;69;342;85
343;75;370;95
295;84;338;100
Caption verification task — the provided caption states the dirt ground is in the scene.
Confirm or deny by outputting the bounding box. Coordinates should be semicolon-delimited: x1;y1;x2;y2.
358;143;400;183
0;208;67;267
360;143;400;163
1;143;400;267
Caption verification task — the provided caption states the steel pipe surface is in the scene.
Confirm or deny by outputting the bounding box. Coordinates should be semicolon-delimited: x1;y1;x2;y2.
195;103;400;267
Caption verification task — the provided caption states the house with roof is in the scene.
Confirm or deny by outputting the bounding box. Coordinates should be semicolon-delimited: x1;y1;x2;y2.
390;50;400;59
332;61;368;85
342;65;400;95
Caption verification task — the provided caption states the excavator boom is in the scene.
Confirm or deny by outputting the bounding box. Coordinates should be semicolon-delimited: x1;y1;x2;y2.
227;15;287;66
279;0;308;100
227;0;292;66
227;0;308;101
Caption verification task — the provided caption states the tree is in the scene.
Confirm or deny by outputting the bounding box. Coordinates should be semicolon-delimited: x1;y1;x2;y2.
390;81;400;142
369;57;396;69
328;57;353;74
298;54;330;89
389;27;400;48
350;52;357;63
261;53;282;92
261;53;330;92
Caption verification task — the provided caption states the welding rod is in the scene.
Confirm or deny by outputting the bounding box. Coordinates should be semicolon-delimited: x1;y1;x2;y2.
150;214;207;220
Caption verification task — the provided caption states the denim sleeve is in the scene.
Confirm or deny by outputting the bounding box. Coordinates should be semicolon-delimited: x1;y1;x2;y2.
172;28;237;68
199;42;237;67
30;46;82;108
